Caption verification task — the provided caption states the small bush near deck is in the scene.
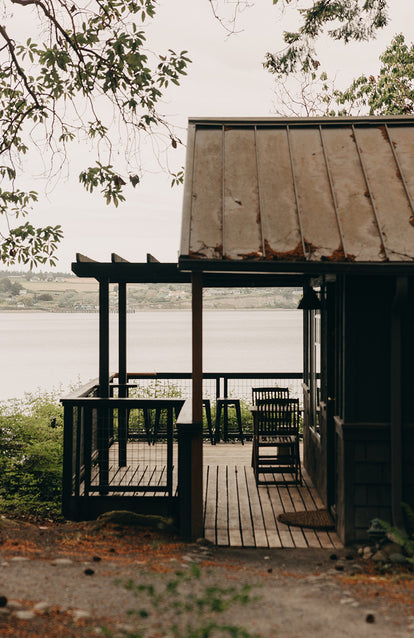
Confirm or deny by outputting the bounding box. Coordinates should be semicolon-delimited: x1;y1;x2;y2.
0;391;64;519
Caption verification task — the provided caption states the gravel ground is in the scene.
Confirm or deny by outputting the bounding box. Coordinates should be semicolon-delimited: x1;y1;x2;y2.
0;516;413;637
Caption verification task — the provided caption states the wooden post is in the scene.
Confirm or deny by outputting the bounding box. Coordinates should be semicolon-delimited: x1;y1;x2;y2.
99;278;110;398
118;282;127;391
390;276;408;532
98;278;109;493
61;402;74;518
118;282;127;466
191;271;203;539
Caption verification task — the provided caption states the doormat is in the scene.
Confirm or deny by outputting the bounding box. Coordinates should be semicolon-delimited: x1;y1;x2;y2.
277;510;335;530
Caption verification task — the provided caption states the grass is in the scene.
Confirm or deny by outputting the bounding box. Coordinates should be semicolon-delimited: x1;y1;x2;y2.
117;563;260;638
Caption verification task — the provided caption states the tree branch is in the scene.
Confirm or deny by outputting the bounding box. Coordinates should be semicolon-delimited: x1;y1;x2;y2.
0;24;42;108
10;0;84;61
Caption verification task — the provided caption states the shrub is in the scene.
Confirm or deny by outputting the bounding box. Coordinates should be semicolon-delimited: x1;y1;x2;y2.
0;391;64;519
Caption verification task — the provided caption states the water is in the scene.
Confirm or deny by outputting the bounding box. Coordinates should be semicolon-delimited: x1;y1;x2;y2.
0;310;302;400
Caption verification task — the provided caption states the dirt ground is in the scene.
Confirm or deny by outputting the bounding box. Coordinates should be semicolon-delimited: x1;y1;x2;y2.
0;515;413;637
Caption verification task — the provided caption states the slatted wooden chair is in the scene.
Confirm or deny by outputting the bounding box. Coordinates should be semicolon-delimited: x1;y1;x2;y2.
251;397;302;485
251;386;289;405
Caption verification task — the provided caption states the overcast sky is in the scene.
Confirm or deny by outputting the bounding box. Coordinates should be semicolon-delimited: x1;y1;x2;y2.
12;0;414;272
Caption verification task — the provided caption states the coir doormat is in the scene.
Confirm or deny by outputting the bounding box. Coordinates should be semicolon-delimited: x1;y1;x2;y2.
277;510;335;530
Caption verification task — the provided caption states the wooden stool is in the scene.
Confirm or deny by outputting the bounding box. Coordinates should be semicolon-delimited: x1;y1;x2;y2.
215;398;244;444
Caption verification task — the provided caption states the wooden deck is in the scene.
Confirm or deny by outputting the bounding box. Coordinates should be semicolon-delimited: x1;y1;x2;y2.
203;443;342;549
89;441;342;549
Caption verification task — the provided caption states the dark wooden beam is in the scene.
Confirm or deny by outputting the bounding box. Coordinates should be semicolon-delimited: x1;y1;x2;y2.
118;282;127;390
72;261;191;284
72;260;304;287
99;279;110;398
390;276;408;532
191;271;203;539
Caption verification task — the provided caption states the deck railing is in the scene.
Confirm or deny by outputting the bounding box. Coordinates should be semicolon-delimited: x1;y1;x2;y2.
61;372;303;531
119;371;304;405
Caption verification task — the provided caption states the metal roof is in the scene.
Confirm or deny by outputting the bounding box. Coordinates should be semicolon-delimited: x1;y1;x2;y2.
179;117;414;271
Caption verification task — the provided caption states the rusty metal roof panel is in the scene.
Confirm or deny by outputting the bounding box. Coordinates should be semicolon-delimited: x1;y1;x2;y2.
288;126;343;260
320;126;384;261
179;117;414;265
189;127;223;259
223;128;262;259
255;128;302;258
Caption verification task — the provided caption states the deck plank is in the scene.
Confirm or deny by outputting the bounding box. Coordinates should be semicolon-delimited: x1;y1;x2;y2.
257;485;282;548
265;481;295;548
227;466;243;547
301;475;341;549
277;482;308;548
216;466;230;546
235;466;255;548
204;465;217;544
286;480;322;549
244;467;268;548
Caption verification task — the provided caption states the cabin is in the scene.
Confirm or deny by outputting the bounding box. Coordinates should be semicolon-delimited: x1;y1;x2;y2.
62;116;414;545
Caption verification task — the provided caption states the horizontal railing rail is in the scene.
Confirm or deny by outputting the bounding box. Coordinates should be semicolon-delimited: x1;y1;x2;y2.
111;371;304;406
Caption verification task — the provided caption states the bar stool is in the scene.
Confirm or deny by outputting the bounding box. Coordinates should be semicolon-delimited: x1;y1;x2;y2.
202;399;214;445
152;399;214;445
215;398;244;444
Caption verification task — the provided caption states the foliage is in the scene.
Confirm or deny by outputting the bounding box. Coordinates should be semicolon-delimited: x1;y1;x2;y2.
0;391;64;518
0;276;22;296
377;504;414;562
273;34;414;118
120;563;259;638
266;0;389;76
0;0;190;266
335;34;414;115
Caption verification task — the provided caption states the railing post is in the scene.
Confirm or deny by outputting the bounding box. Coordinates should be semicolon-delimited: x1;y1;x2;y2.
190;272;203;539
118;281;128;466
216;376;221;401
62;402;74;519
98;278;110;493
177;401;203;540
167;405;174;496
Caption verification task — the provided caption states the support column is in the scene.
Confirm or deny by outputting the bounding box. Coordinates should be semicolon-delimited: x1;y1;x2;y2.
98;278;109;493
118;282;127;466
99;278;110;397
390;276;408;532
191;271;203;539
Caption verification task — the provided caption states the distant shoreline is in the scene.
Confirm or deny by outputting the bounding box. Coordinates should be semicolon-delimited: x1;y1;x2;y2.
0;306;298;314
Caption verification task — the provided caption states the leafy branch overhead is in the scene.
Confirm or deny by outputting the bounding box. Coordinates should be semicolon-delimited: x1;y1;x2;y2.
274;34;414;119
0;0;190;266
266;0;389;75
335;34;414;115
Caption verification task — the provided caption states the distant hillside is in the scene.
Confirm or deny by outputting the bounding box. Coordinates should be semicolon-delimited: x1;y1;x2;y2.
0;271;301;312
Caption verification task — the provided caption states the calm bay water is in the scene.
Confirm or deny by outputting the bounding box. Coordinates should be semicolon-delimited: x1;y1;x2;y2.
0;310;302;400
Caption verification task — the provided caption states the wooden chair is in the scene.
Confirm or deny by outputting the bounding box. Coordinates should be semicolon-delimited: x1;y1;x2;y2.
251;386;289;405
251;397;302;485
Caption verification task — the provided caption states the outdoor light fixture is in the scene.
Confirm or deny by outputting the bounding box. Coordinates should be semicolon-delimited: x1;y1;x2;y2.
297;286;321;310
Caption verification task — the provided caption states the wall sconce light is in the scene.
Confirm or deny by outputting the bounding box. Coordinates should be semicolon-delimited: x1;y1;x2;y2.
297;286;321;310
